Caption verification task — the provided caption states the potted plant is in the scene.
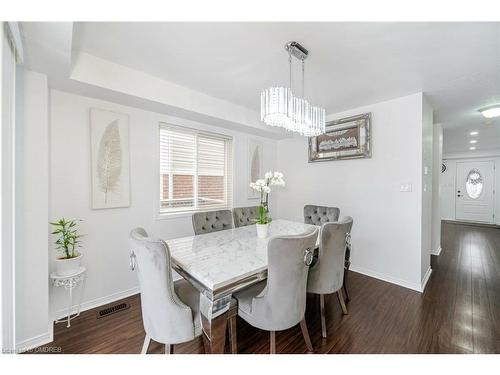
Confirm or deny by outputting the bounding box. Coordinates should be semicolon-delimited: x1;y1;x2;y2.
250;171;285;238
50;218;84;276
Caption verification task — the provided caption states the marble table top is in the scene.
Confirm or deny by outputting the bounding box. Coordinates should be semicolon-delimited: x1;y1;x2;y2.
166;219;317;297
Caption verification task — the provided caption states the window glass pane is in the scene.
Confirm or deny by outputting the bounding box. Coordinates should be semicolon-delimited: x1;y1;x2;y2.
159;124;231;214
160;173;169;199
197;136;225;207
465;169;483;199
170;133;196;174
198;175;224;207
172;174;194;208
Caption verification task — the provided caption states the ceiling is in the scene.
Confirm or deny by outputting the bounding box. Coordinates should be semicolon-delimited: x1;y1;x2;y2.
443;118;500;154
22;22;500;149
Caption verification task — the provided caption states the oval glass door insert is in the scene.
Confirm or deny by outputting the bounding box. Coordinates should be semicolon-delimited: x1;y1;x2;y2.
465;168;483;199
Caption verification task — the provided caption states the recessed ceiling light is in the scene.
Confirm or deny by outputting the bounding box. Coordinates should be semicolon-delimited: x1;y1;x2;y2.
470;140;477;144
470;131;479;136
479;105;500;119
469;146;476;150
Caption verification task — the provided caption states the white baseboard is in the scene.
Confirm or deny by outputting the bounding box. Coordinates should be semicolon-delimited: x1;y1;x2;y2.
54;286;140;320
349;265;423;292
16;322;54;353
421;267;433;291
430;246;442;256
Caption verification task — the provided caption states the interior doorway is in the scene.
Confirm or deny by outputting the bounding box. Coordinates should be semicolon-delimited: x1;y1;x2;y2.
440;158;497;225
455;160;495;223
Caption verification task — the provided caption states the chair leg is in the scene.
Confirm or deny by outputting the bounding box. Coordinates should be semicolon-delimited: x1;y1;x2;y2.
299;318;314;353
165;344;174;354
319;294;327;338
141;334;151;354
228;316;238;354
343;265;351;302
337;289;348;315
270;331;276;354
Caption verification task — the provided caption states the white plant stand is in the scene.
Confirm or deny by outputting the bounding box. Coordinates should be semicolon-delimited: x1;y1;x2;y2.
50;266;87;328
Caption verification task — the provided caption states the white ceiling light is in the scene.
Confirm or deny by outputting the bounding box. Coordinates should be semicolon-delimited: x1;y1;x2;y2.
479;105;500;119
470;131;479;136
261;42;325;137
469;146;476;150
470;140;477;144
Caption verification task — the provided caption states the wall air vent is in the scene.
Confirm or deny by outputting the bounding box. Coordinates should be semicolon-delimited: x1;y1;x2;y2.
97;302;130;319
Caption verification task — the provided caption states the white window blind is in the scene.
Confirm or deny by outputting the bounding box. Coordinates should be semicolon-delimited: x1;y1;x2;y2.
159;123;233;214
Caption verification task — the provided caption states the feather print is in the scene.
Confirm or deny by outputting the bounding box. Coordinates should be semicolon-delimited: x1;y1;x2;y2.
97;120;122;204
251;147;260;182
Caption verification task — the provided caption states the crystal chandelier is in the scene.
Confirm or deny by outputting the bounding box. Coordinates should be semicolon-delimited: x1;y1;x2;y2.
261;41;325;137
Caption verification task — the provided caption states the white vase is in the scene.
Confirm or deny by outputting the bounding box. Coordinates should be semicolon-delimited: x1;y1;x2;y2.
55;253;83;276
256;223;269;239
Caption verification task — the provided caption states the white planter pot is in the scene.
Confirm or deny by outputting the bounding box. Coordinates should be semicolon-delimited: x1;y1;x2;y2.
256;223;269;239
55;253;83;277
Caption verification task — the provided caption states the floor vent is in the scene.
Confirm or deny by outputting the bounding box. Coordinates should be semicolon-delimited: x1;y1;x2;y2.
97;302;130;319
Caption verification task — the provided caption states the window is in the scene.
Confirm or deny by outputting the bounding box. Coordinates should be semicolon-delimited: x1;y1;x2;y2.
465;168;483;199
159;124;233;214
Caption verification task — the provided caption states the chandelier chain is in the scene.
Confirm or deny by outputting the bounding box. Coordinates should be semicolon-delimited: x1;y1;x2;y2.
302;58;305;98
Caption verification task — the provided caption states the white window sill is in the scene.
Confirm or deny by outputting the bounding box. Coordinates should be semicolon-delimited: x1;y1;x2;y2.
156;207;232;221
156;211;194;221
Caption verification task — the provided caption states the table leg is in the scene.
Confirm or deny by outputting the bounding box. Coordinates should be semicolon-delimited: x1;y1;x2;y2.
200;294;232;354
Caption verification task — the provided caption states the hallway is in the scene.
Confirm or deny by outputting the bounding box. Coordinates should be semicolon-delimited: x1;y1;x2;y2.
421;221;500;353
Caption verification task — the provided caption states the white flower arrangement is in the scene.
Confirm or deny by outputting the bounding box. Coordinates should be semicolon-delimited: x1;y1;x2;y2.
249;171;285;192
249;171;285;224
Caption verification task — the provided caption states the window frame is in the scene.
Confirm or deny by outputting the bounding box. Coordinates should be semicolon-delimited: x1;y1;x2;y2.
157;122;233;219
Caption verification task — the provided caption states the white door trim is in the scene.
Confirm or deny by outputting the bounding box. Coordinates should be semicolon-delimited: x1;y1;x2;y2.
1;22;17;353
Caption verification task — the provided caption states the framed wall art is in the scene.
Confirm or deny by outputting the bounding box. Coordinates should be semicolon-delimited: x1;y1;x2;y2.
90;108;131;209
308;112;371;162
247;139;263;199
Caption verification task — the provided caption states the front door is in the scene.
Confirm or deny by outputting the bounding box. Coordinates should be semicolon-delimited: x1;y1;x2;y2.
455;161;495;223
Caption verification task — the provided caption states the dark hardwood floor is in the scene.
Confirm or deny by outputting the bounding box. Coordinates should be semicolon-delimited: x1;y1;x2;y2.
36;222;500;354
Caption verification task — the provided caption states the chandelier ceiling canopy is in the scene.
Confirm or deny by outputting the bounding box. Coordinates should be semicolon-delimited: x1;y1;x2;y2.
261;41;326;137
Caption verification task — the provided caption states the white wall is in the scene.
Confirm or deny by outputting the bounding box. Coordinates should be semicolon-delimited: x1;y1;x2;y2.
431;124;443;255
276;93;427;291
0;22;4;353
420;96;433;283
440;158;456;220
440;152;500;225
49;90;277;317
15;69;50;350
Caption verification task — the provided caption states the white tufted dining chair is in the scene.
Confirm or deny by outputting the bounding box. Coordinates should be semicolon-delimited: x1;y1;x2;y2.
307;217;353;338
304;205;352;301
192;209;233;235
232;206;260;228
233;226;319;354
129;227;202;354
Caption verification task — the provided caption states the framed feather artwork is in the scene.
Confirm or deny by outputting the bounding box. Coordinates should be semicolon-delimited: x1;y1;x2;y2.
90;108;131;209
247;139;263;199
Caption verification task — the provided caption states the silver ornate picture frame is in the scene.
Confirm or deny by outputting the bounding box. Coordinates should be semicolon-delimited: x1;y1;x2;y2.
308;112;371;162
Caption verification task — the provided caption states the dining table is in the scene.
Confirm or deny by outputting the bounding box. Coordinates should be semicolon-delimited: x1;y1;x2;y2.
165;219;318;354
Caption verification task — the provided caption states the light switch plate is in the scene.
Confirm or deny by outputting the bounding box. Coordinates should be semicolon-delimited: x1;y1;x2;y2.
400;183;413;192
